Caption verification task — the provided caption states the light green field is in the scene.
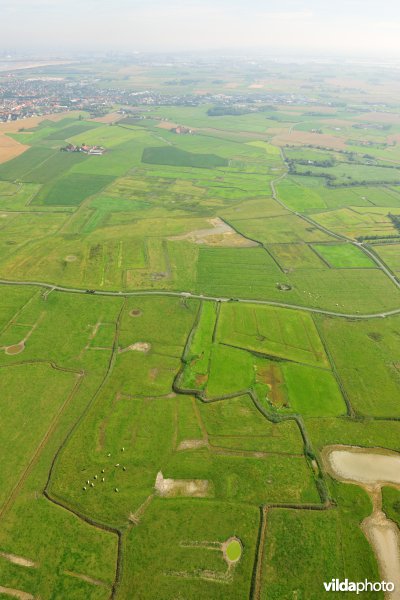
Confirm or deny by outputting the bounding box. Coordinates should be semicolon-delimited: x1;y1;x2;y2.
217;303;329;367
312;243;376;268
317;314;400;417
313;207;400;240
373;243;400;270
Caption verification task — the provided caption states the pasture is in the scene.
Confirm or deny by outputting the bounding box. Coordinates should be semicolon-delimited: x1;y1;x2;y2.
312;243;375;268
0;78;400;599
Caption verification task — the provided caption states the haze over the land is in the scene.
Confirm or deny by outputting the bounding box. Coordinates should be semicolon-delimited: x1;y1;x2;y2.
2;0;400;57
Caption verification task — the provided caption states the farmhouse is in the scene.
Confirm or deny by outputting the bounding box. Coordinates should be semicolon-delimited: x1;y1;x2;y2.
171;125;193;135
61;143;106;155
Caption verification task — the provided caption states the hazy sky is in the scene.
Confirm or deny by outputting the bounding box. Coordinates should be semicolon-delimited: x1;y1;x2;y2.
2;0;400;56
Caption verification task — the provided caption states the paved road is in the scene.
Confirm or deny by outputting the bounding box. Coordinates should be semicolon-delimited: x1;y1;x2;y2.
0;278;399;320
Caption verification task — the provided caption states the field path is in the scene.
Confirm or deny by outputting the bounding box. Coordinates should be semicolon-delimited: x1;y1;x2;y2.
0;279;398;320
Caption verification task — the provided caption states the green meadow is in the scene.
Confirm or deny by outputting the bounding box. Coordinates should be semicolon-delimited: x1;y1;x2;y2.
0;65;400;599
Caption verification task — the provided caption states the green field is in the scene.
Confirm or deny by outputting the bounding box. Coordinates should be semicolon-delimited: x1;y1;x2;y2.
1;60;400;600
33;173;115;206
142;146;229;168
312;243;376;268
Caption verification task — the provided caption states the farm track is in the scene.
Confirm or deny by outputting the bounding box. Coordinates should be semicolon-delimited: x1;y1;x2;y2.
0;279;399;320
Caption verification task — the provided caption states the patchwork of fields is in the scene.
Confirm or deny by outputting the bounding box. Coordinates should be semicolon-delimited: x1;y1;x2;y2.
1;64;400;600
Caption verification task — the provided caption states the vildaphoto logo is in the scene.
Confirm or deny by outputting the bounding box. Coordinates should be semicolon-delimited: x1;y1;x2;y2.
323;579;395;594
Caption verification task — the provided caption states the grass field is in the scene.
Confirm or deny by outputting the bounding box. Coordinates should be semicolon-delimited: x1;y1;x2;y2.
142;146;228;168
312;243;376;268
1;67;400;599
33;173;115;206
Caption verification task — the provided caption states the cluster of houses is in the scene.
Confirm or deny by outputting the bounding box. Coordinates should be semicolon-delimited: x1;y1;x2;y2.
170;125;193;135
61;143;106;155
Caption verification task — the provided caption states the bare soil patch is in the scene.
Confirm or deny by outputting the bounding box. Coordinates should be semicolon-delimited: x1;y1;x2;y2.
5;342;25;355
195;373;208;386
0;586;34;600
149;367;158;381
119;342;151;353
157;120;180;131
177;439;207;451
129;309;142;317
0;111;83;164
323;445;400;599
155;471;210;498
91;112;123;124
0;551;36;568
0;111;81;134
65;255;77;262
362;511;400;599
169;217;257;248
323;445;400;487
256;363;287;407
0;134;29;165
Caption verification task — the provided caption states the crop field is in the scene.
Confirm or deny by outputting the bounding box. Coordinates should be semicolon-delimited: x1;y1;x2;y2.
33;173;115;206
142;146;229;168
1;61;400;600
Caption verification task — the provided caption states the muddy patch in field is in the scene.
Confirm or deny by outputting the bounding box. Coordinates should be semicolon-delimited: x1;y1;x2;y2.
155;471;210;498
362;510;400;599
91;112;123;124
129;309;142;317
324;446;400;487
0;586;34;600
177;439;207;451
149;367;158;381
0;552;36;568
256;363;287;408
169;217;257;248
119;342;151;353
195;373;208;386
5;342;25;355
323;445;400;599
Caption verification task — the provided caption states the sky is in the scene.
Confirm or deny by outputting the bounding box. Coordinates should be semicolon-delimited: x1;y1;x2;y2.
2;0;400;57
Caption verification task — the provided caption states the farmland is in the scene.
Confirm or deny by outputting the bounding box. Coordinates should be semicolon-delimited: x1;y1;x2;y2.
0;58;400;600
